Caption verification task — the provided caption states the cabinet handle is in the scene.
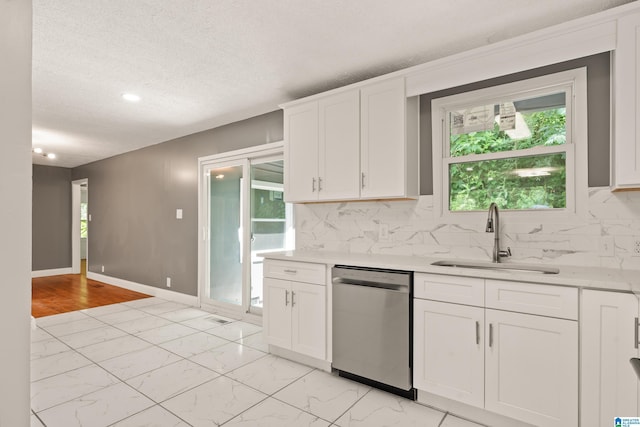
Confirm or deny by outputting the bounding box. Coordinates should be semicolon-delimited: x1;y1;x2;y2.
318;177;323;191
361;172;366;189
476;321;480;345
312;178;316;192
489;323;493;348
285;290;289;306
283;269;297;274
635;317;639;349
291;291;296;307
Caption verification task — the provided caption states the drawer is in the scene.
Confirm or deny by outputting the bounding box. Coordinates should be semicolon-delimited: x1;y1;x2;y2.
485;279;578;320
263;260;326;285
414;273;484;306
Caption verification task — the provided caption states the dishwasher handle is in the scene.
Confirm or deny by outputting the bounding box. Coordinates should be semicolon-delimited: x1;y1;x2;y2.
332;277;409;293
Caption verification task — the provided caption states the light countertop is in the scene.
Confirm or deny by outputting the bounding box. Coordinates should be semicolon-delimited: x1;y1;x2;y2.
259;250;640;294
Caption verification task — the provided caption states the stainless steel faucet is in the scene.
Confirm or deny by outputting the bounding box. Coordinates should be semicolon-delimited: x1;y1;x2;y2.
485;202;511;263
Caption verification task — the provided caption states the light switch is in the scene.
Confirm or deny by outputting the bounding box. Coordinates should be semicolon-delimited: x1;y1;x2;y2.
176;209;183;219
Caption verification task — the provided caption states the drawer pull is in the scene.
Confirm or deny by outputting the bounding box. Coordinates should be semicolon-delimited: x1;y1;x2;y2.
284;269;297;274
285;290;289;306
476;321;480;345
489;323;494;348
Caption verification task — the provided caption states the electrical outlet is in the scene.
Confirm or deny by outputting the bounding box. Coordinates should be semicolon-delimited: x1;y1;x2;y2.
166;277;171;288
101;265;104;273
634;238;640;257
378;223;389;241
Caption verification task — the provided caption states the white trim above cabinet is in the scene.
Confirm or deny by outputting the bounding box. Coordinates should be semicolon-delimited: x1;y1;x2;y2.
283;77;419;203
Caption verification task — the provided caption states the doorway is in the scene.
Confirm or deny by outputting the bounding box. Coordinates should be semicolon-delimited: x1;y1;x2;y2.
198;142;294;319
71;178;88;275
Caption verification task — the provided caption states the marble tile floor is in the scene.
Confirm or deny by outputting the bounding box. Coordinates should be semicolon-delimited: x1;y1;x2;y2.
30;297;485;427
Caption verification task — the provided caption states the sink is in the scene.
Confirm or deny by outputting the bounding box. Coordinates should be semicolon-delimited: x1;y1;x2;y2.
431;260;560;274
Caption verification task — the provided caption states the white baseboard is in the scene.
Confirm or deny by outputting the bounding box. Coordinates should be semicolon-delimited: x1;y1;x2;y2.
87;272;199;306
32;268;73;278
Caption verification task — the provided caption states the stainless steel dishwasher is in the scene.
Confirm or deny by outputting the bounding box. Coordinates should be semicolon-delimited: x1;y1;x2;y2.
332;265;415;399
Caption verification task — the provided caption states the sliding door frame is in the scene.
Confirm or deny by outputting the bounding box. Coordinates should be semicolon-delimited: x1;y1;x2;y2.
197;141;284;321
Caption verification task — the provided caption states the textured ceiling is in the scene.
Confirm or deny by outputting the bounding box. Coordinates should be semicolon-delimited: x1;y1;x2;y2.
32;0;635;168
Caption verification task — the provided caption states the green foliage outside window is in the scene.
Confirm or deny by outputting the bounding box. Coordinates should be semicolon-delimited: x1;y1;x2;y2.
448;108;567;211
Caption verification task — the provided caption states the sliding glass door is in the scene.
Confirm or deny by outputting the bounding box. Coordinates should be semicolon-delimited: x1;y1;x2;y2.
199;144;293;317
249;158;293;309
207;161;246;306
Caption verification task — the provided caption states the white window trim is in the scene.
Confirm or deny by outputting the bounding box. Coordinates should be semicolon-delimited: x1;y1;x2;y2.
431;68;588;224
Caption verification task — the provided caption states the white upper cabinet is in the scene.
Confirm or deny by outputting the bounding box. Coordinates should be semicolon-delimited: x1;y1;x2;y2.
283;77;419;203
284;102;319;202
361;78;419;199
613;12;640;190
318;90;361;200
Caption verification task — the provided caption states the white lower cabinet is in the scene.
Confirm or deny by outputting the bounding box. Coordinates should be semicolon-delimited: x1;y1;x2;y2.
414;273;578;427
581;290;639;426
263;260;327;361
485;309;578;427
414;299;484;407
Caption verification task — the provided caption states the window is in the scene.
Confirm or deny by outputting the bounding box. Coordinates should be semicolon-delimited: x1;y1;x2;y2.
432;68;587;220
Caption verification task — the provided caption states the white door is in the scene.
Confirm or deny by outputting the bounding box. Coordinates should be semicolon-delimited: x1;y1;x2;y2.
581;290;639;426
485;309;578;427
291;281;326;359
284;102;319;202
203;160;248;313
413;299;484;407
360;78;406;199
318;90;360;200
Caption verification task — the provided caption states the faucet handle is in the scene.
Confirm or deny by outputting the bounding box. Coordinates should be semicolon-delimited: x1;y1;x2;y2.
499;247;512;258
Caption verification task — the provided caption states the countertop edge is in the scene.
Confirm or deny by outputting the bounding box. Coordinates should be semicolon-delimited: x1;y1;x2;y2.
258;250;640;294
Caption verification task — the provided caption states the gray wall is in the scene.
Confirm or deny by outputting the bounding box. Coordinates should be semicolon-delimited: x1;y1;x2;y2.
32;165;72;270
72;110;283;296
419;52;610;195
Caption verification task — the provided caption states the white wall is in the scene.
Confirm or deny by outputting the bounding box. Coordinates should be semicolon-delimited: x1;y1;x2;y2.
0;1;32;425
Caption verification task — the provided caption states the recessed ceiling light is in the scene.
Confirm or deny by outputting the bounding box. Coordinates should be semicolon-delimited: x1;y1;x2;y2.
215;174;225;179
32;148;56;159
122;93;141;102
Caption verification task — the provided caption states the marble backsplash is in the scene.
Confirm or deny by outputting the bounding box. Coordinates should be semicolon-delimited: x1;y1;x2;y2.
294;187;640;271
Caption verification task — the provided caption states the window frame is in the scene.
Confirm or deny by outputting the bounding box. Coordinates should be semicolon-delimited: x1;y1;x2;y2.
431;68;588;224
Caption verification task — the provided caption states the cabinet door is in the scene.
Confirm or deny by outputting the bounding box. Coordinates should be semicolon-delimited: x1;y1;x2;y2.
413;299;484;407
291;281;326;360
613;12;640;189
263;278;291;350
284;102;319;202
360;78;407;199
485;309;578;427
581;290;639;426
318;90;360;200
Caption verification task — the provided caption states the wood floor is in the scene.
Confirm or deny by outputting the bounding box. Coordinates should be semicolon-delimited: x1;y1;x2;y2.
32;260;151;318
